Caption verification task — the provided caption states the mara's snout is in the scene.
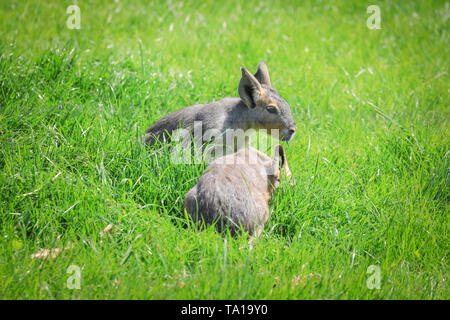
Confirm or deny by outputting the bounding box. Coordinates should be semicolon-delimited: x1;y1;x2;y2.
281;125;297;142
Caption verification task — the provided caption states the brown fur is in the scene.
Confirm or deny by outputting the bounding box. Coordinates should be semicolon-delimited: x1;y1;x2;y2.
184;145;291;237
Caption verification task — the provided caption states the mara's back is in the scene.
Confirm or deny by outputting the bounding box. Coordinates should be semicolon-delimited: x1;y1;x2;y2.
145;98;240;145
184;149;271;235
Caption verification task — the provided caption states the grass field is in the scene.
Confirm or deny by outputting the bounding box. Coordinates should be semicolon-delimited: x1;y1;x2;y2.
0;0;448;299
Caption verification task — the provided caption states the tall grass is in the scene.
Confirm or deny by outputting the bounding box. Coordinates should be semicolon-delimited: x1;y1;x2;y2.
0;0;448;299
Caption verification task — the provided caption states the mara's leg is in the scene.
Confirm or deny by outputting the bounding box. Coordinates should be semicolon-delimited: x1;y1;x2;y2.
248;226;264;245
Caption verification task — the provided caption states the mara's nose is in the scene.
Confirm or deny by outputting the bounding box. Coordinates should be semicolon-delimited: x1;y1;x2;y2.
288;127;296;135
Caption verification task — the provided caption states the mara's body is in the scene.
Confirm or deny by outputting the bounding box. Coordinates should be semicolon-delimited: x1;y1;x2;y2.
184;145;290;237
145;98;251;146
145;62;297;147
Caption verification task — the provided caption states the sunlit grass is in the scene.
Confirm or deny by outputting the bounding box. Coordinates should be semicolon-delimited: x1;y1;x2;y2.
0;0;448;299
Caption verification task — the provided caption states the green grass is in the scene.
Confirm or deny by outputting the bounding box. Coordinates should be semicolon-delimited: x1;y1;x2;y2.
0;0;448;299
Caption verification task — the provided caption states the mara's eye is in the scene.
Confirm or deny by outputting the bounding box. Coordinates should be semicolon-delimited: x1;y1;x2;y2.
266;105;278;114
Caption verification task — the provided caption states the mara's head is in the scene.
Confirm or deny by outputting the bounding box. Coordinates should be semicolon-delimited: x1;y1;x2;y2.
238;62;297;142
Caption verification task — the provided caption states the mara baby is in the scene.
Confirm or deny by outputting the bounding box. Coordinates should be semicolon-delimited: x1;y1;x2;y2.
145;62;297;147
184;145;291;237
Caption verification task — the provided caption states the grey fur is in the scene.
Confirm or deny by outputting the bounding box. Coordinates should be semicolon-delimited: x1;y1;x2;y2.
184;145;291;237
145;62;297;146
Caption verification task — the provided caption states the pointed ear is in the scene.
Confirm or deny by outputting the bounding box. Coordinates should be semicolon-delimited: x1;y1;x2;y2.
254;62;271;87
274;144;291;179
238;67;263;108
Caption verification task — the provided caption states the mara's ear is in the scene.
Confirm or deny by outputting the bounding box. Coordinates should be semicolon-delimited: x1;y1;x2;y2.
254;62;271;87
274;144;291;179
238;67;264;108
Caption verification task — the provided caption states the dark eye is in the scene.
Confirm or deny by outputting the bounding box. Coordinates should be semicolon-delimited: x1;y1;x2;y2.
266;105;278;114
